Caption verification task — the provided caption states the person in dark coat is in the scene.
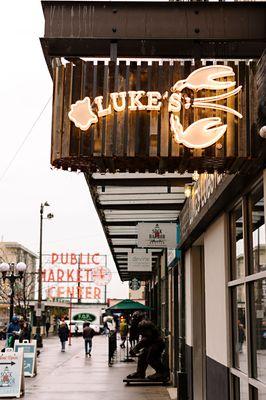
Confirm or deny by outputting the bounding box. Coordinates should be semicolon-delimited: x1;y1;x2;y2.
7;316;20;348
19;318;31;342
83;322;95;356
58;319;69;352
127;320;168;381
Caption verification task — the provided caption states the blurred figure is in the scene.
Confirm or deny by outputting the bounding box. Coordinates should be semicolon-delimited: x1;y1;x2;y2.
119;317;128;349
58;319;69;352
45;316;51;337
238;320;246;353
83;322;95;356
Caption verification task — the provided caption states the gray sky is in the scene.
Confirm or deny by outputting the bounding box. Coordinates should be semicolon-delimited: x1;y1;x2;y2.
0;0;128;299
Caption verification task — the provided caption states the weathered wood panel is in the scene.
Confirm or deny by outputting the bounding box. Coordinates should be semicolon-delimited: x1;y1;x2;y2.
51;59;260;173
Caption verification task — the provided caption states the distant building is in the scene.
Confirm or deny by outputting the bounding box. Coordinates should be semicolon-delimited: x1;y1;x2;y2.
0;242;37;323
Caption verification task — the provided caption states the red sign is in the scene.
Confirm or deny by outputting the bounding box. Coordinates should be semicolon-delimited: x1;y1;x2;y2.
42;253;111;302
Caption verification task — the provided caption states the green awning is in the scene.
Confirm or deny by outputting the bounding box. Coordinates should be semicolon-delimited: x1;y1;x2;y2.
106;299;150;312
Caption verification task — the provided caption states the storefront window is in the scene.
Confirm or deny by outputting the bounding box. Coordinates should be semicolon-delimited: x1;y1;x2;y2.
251;189;265;274
251;279;266;384
258;388;266;400
240;380;249;400
233;285;248;374
231;204;245;280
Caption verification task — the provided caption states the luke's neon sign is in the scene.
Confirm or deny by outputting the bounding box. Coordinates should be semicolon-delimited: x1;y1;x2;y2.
68;65;242;149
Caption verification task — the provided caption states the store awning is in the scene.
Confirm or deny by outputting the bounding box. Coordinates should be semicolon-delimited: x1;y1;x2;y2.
106;299;150;312
86;171;190;281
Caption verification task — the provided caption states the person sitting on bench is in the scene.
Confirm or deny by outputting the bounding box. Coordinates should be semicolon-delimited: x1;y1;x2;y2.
127;320;167;381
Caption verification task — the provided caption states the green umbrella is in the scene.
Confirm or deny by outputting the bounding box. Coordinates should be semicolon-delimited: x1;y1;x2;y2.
106;299;150;312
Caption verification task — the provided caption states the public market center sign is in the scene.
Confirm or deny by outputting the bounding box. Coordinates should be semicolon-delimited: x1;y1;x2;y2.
51;59;259;174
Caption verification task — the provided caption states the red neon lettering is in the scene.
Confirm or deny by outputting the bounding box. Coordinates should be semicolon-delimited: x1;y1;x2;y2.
56;286;65;298
67;269;75;282
94;287;101;300
47;287;55;298
92;253;100;265
51;253;59;264
66;286;75;298
47;269;55;282
42;270;46;282
57;269;64;282
61;253;69;265
85;268;92;282
71;253;78;265
85;287;92;299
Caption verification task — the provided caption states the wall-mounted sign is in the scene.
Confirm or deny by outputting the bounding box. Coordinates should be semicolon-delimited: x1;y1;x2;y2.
0;348;24;398
51;59;258;174
73;313;96;322
69;65;242;150
138;223;177;249
14;340;37;378
129;278;141;291
127;251;152;272
42;253;111;303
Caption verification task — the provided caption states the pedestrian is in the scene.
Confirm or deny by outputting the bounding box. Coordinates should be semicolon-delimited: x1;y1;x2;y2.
119;317;128;349
19;318;31;342
7;316;20;348
45;317;51;337
83;322;95;356
58;319;69;352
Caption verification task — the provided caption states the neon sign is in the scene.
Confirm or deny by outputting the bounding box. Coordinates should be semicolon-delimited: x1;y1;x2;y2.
68;65;242;149
42;253;111;302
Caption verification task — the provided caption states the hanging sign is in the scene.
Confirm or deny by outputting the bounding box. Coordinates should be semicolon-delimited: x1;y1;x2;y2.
138;223;177;249
51;59;259;174
127;251;152;272
73;313;96;322
129;278;141;291
0;348;25;398
69;65;242;149
14;340;37;378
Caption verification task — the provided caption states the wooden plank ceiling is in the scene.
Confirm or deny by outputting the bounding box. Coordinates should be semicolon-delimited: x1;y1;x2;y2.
86;172;191;281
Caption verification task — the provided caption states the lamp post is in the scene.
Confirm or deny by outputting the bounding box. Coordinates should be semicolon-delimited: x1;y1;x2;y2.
0;262;27;322
35;202;54;348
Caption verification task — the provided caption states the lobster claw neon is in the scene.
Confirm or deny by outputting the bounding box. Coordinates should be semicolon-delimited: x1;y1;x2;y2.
68;65;243;149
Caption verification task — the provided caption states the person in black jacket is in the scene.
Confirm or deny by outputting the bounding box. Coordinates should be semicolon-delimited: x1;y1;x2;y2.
83;322;95;356
127;320;167;381
58;319;69;352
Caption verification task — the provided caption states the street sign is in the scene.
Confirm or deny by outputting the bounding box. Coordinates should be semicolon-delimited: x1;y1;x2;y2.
129;279;141;291
14;340;37;378
0;348;25;398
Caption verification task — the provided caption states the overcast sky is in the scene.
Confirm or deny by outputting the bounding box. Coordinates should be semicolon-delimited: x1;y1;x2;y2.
0;0;128;299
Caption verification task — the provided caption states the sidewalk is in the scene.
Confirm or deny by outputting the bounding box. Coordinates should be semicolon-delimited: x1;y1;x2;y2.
23;335;171;400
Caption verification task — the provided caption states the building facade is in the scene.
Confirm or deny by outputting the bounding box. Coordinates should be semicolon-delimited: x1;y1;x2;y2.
41;1;266;398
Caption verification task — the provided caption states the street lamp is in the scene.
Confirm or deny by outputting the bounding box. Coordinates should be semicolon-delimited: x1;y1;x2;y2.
0;262;27;322
35;202;54;348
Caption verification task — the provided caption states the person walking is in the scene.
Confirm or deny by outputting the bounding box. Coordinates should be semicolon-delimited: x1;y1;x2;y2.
119;317;128;349
45;316;51;337
58;319;69;352
83;322;95;357
7;316;20;348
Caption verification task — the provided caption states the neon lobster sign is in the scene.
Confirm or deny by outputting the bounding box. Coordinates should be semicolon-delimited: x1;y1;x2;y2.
68;65;242;149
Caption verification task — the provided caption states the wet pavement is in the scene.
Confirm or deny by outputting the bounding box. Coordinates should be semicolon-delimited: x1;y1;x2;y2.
23;335;171;400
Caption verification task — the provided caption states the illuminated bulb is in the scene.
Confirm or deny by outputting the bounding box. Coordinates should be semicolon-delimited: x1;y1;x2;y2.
184;184;192;198
192;170;199;182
